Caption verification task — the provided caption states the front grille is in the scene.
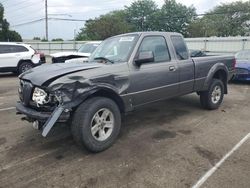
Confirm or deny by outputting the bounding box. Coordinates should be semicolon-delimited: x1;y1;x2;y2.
19;80;33;106
235;68;249;75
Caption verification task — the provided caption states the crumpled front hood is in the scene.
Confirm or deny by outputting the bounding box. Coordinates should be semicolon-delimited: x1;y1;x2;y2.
19;63;104;86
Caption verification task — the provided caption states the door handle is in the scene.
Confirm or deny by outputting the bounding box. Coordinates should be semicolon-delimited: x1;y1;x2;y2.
169;66;176;72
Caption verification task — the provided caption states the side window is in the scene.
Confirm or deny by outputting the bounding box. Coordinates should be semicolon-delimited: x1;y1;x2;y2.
138;36;171;63
171;36;189;60
12;45;29;53
0;45;28;54
0;45;12;54
0;45;5;54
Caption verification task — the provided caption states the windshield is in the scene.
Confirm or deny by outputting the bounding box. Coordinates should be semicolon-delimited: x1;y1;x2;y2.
235;50;250;60
78;43;99;53
88;34;139;63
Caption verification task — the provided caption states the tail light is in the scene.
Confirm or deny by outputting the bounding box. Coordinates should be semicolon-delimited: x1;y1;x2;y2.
34;51;46;63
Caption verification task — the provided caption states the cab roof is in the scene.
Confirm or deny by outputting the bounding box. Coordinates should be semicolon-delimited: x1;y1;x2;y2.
116;31;183;37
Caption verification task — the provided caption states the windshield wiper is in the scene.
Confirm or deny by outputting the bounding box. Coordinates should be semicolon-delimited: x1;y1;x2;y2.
94;57;114;64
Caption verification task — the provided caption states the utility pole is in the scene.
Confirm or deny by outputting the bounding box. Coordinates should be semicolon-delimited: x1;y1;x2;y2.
45;0;48;41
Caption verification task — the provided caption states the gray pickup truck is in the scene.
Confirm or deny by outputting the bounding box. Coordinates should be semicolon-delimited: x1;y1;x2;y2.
16;32;235;152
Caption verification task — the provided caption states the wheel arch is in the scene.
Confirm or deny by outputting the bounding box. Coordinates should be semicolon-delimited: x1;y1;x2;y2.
203;63;229;94
17;59;34;68
81;88;126;113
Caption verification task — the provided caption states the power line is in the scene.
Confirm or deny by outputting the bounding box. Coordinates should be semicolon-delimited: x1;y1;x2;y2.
5;1;43;13
0;0;9;4
3;0;36;9
49;18;87;22
9;17;86;28
10;18;45;27
48;8;119;15
7;7;44;21
9;16;44;25
9;9;250;28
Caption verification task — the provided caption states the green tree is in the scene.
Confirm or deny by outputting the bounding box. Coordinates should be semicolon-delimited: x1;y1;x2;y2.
188;1;250;37
7;30;22;41
41;37;48;42
33;37;41;40
158;0;196;36
0;3;22;41
125;0;158;31
51;38;63;41
76;10;134;40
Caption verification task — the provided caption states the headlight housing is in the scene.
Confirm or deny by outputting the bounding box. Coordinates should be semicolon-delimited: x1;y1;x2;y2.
32;87;49;106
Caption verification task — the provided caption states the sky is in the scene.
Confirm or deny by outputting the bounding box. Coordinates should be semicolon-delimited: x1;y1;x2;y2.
0;0;246;40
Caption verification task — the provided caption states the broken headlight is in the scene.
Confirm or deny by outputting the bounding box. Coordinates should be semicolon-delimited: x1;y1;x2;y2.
32;87;49;106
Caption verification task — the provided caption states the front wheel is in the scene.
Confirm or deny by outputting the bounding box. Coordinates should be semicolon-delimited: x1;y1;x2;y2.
71;97;121;152
200;79;224;110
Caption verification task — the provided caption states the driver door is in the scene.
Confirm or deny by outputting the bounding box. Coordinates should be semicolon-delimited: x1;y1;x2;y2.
128;35;179;107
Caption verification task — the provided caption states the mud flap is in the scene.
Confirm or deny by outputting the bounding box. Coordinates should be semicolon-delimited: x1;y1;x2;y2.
42;106;65;137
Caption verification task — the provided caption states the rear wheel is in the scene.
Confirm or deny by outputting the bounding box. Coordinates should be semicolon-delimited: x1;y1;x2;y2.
71;97;121;152
200;79;224;110
18;61;33;74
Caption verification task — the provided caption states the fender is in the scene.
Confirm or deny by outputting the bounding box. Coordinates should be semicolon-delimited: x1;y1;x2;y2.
82;86;126;112
203;63;229;91
56;83;127;113
17;59;34;67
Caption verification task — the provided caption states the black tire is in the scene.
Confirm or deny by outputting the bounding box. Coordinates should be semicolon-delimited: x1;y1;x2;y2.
18;61;33;74
200;79;224;110
71;97;121;153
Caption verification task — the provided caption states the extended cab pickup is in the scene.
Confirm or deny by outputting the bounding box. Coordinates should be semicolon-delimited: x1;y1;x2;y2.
16;32;235;152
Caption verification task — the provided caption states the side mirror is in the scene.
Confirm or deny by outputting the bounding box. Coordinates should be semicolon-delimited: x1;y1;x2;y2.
135;51;154;66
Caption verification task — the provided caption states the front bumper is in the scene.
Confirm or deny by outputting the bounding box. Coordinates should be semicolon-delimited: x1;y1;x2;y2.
16;102;70;122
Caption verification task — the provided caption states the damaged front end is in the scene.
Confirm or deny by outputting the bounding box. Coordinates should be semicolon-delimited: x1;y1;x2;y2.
16;76;120;137
16;80;74;137
16;62;130;137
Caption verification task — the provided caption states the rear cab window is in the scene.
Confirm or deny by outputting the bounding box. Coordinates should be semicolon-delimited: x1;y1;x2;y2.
171;35;189;60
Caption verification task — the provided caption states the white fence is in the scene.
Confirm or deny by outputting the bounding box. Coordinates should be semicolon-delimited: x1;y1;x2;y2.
185;37;250;54
25;36;250;55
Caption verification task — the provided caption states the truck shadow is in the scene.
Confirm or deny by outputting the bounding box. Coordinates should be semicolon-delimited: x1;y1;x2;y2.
120;95;200;138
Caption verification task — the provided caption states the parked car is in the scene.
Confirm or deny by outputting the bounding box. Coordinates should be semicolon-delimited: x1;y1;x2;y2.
0;42;45;74
51;41;101;63
16;32;235;152
65;57;88;64
233;49;250;81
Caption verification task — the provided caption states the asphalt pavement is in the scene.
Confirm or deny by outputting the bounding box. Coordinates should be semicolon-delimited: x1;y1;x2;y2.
0;74;249;188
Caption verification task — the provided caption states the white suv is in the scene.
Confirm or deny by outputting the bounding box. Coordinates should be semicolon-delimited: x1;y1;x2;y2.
0;42;45;74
